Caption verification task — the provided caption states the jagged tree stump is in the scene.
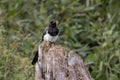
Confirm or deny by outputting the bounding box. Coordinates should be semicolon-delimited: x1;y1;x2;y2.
35;41;92;80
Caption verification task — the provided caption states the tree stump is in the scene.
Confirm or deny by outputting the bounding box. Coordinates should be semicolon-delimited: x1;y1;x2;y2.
35;41;92;80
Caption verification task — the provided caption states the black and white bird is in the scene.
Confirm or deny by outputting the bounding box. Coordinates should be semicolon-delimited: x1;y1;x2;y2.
41;20;59;42
32;21;59;65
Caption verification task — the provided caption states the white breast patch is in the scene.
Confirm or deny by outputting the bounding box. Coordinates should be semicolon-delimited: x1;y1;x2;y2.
43;34;58;42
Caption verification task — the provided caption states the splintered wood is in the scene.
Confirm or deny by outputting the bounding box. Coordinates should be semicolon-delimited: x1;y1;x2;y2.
35;41;92;80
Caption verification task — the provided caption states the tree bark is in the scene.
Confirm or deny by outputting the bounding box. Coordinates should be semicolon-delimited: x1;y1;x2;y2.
35;41;92;80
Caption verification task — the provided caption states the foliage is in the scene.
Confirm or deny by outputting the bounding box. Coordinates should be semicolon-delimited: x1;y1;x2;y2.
0;0;120;80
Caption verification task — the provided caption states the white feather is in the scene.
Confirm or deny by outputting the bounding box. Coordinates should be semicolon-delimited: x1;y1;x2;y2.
43;33;58;42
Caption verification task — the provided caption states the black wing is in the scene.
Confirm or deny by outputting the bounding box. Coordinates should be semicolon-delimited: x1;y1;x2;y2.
41;28;48;41
32;50;38;65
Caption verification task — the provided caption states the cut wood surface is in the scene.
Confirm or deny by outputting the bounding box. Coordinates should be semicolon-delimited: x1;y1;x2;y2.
35;41;92;80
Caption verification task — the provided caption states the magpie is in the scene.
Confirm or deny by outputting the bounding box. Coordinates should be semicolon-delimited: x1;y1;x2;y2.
32;21;59;65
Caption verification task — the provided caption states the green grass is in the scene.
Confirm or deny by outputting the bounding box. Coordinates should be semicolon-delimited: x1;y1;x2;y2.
0;0;120;80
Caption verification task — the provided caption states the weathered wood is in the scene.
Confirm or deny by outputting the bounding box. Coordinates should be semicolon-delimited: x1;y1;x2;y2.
35;41;92;80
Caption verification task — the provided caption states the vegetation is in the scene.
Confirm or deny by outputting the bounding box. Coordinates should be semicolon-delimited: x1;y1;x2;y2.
0;0;120;80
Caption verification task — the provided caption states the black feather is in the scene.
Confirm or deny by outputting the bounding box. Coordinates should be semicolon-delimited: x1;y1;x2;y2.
32;50;38;65
49;20;56;27
41;30;47;41
48;28;59;36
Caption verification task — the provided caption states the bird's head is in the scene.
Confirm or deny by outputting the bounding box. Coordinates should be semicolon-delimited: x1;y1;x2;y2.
47;20;59;36
49;20;56;28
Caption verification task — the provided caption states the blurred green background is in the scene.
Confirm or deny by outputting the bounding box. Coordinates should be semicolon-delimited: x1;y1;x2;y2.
0;0;120;80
